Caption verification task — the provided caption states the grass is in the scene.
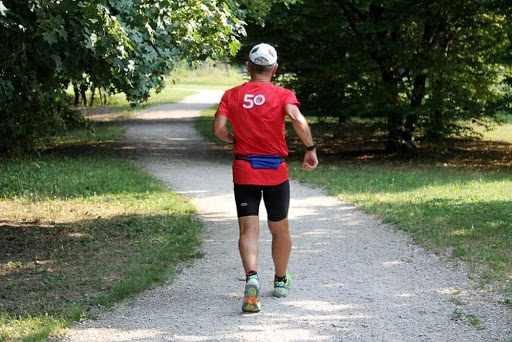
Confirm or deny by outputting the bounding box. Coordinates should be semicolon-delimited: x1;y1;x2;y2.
287;116;512;299
168;61;247;90
0;315;67;342
0;152;203;341
479;114;512;143
194;107;218;142
451;308;485;330
98;87;196;108
78;61;245;107
49;121;125;147
290;164;511;281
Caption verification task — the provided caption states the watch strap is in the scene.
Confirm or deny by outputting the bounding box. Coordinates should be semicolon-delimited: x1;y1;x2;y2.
305;143;317;151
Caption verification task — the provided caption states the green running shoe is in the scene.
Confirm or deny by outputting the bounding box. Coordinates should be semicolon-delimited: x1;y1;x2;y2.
242;274;261;313
272;272;292;298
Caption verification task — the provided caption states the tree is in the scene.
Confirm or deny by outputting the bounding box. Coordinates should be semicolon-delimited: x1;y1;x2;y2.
0;0;244;151
242;0;512;151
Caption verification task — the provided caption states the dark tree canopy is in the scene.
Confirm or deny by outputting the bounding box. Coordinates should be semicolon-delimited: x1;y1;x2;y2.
241;0;512;150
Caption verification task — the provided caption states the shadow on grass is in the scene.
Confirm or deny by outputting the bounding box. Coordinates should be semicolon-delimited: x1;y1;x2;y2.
287;121;512;170
0;213;202;321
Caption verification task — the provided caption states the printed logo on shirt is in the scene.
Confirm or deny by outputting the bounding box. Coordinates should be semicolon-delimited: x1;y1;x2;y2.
243;94;266;109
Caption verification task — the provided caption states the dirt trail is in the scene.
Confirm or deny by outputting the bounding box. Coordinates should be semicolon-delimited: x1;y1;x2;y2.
62;89;511;342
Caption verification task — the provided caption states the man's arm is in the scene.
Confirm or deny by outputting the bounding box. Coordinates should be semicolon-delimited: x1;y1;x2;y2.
285;104;318;171
213;114;234;144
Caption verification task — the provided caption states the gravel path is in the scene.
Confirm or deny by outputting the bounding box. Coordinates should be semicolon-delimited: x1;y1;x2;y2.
62;90;511;342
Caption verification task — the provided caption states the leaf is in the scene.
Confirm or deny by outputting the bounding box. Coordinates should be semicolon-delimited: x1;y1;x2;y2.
0;1;7;16
229;40;241;56
42;31;58;45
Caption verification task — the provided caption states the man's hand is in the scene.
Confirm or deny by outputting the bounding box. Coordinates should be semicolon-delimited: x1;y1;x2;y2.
302;150;318;171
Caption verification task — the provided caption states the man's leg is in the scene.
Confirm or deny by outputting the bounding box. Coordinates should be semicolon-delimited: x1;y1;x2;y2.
268;218;292;277
262;181;291;277
234;184;263;313
263;181;292;297
238;215;262;313
238;215;260;273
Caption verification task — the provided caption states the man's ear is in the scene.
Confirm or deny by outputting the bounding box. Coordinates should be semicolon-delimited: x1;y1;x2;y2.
245;61;251;72
272;63;279;76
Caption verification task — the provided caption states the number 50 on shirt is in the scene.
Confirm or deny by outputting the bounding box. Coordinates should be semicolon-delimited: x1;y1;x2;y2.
243;94;266;109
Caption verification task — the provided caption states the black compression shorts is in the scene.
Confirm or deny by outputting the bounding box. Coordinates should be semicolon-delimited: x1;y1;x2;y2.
234;181;290;222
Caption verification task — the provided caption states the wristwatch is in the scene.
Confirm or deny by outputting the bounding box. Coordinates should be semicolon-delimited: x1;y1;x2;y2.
305;143;317;151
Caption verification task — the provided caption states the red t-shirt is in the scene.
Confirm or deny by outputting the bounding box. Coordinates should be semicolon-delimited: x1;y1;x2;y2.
216;82;300;185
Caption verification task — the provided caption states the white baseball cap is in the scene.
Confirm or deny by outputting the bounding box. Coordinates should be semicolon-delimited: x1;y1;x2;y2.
249;43;278;66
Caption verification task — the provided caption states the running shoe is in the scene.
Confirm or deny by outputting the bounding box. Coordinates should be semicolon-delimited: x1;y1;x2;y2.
242;274;261;313
272;272;292;298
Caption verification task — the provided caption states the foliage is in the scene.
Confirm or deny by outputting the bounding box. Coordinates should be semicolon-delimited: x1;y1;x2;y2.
241;0;512;150
232;0;300;24
0;0;244;152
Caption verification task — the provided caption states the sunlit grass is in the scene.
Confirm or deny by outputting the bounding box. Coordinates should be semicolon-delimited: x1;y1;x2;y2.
477;114;512;143
0;155;202;341
168;61;247;89
194;107;218;143
290;164;512;290
0;314;66;342
78;62;245;107
103;87;196;108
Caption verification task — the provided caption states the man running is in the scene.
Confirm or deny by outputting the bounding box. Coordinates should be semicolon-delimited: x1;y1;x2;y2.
213;43;318;313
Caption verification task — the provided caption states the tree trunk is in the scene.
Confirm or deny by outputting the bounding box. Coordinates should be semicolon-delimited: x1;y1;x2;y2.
337;113;346;126
425;110;444;141
382;71;410;152
403;74;427;144
386;110;404;152
89;86;95;107
79;85;87;106
73;83;80;106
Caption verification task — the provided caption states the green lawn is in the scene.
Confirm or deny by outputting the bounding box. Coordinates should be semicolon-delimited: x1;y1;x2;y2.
288;115;512;299
288;119;512;300
0;151;203;341
480;114;512;143
75;87;196;123
290;165;511;282
168;62;247;90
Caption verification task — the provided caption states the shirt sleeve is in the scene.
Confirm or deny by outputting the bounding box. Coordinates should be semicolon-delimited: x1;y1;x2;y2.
216;91;230;118
283;89;301;107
